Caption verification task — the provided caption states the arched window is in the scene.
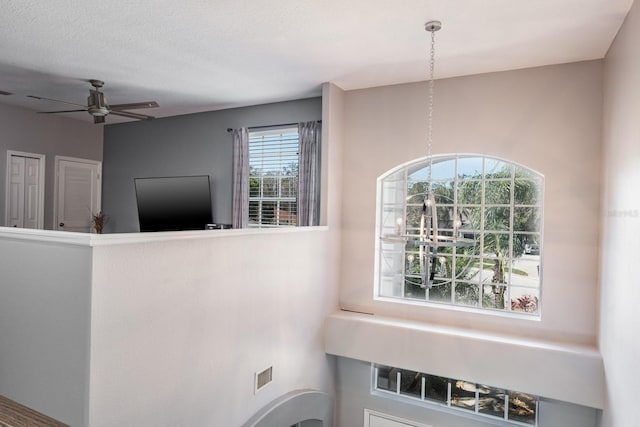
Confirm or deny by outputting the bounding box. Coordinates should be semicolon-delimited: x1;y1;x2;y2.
375;155;543;315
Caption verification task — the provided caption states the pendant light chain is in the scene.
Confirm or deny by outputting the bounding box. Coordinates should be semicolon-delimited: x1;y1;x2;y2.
427;24;437;193
428;25;436;164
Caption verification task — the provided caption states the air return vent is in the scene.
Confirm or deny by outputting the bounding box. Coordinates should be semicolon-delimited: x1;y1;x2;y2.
254;366;273;393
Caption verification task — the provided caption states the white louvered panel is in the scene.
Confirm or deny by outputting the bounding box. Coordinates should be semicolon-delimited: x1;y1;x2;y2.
8;155;26;227
23;157;40;228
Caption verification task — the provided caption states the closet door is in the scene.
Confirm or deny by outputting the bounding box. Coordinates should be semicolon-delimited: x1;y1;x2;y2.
23;156;41;229
7;155;26;228
6;152;44;229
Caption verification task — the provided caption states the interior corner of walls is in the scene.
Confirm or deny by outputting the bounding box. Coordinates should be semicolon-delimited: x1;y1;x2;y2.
322;81;346;94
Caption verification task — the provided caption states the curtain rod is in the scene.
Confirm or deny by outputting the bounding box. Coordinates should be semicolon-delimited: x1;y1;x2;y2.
227;120;321;132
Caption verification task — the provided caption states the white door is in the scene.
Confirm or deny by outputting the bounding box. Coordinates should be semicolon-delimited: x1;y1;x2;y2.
364;410;431;427
54;156;101;233
5;151;45;229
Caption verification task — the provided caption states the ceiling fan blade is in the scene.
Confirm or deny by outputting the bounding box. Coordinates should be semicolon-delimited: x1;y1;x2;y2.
38;109;88;114
110;101;159;110
109;110;155;120
27;95;85;108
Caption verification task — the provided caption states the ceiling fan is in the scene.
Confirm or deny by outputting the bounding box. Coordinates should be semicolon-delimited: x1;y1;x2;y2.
28;79;159;124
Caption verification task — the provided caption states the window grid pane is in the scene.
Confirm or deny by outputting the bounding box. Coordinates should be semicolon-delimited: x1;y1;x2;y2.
377;155;543;316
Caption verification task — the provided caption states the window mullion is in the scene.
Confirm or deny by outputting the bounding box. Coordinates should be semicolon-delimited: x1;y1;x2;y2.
508;164;516;311
401;167;408;299
480;157;486;305
505;392;510;420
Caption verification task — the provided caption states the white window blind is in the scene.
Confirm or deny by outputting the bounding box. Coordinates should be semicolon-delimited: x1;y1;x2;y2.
248;126;299;227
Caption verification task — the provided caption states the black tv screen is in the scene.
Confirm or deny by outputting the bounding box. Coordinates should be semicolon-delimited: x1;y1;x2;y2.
134;175;213;232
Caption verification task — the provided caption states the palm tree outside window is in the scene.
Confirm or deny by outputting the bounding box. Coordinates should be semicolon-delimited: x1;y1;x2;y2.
375;154;543;315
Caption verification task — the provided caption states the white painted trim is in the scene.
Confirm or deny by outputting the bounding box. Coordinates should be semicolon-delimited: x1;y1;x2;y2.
54;155;102;165
0;226;92;246
53;156;102;231
0;225;329;247
5;150;46;229
364;409;432;427
373;295;542;322
241;389;332;427
87;225;328;246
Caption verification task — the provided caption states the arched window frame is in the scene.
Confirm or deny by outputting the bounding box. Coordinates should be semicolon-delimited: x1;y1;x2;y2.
375;154;544;316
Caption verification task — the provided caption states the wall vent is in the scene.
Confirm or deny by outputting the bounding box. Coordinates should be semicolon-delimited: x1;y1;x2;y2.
254;366;273;393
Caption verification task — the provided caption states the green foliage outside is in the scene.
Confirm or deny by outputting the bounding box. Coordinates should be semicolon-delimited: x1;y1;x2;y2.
403;162;540;310
249;162;299;225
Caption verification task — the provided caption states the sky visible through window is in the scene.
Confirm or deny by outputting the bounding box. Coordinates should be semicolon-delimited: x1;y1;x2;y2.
377;154;544;315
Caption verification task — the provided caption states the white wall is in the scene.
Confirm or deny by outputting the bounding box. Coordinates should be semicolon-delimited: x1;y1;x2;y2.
0;103;103;229
0;228;93;427
88;228;338;426
321;83;345;230
600;0;640;426
339;61;603;346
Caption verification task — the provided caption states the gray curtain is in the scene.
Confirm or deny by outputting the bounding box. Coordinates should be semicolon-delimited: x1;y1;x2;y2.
232;127;249;228
297;121;321;226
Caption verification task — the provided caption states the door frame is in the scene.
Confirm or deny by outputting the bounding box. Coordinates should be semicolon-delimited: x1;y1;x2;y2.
53;155;102;231
364;409;432;427
5;150;46;228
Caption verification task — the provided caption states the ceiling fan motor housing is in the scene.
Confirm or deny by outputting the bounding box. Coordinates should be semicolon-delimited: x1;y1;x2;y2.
87;90;109;116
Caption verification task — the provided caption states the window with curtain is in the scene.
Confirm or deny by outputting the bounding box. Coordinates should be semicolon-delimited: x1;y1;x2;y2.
248;126;300;227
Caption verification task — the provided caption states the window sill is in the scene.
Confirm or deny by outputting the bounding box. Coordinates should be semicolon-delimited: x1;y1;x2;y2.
374;295;541;321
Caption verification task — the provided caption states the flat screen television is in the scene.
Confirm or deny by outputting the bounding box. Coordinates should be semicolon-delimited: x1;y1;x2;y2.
134;175;213;232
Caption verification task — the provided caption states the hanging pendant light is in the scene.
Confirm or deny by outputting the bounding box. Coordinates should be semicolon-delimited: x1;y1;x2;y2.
416;21;474;288
379;21;474;290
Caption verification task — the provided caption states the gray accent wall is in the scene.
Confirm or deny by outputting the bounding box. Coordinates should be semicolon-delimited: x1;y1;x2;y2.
102;97;322;233
0;103;103;229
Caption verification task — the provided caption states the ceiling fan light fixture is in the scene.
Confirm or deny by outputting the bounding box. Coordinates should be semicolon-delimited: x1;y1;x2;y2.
30;79;158;123
88;106;110;116
87;88;109;116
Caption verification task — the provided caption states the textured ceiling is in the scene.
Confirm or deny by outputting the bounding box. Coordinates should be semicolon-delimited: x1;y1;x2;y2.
0;0;634;124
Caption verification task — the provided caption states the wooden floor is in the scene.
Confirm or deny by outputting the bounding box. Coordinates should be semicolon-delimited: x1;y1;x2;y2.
0;396;69;427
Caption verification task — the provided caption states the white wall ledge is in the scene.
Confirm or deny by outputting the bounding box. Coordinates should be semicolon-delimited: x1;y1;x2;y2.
0;226;329;247
325;310;604;409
